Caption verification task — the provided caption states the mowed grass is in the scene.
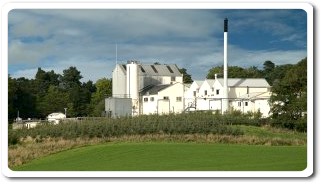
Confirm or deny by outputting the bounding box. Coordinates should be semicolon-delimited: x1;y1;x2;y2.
14;143;306;171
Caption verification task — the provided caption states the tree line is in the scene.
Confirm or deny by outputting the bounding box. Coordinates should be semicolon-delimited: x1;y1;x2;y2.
9;58;307;130
9;67;112;122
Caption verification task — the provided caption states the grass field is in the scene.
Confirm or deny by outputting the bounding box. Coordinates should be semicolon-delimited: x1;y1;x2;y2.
13;143;307;171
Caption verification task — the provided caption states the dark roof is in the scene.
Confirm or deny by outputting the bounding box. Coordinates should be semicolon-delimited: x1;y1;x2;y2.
141;84;172;95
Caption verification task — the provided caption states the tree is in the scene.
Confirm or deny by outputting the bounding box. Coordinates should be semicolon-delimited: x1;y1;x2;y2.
34;68;60;96
270;58;307;121
89;78;112;116
207;65;263;79
263;60;275;73
60;66;82;89
37;85;69;116
11;77;37;119
8;76;18;122
179;68;193;83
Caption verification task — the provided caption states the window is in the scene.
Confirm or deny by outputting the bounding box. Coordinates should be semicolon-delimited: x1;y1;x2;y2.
245;102;248;106
144;97;148;102
193;91;196;97
167;65;174;73
163;96;169;100
171;76;175;81
176;97;182;102
216;89;220;95
197;89;199;93
140;66;146;73
212;87;214;92
238;102;241;107
151;65;158;73
150;97;154;102
204;90;207;96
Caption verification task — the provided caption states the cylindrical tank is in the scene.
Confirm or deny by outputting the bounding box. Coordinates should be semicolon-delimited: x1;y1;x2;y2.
126;61;139;100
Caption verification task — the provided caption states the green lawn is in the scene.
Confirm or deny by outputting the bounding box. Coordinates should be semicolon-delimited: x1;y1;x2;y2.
14;143;307;171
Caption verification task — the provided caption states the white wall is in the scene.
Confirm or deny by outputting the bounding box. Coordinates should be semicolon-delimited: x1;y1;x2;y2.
112;65;127;98
142;83;184;115
142;95;158;114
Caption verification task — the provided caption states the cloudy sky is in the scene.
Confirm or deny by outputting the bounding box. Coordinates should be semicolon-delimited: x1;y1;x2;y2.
8;9;307;82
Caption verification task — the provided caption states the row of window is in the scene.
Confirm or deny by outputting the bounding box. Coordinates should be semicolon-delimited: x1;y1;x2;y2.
143;96;182;102
143;97;249;106
237;101;249;106
194;89;220;97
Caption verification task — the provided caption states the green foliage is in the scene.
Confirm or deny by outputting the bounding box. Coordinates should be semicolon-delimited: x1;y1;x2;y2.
179;68;193;83
9;113;249;143
206;65;263;79
8;130;20;145
270;58;307;124
8;66;112;120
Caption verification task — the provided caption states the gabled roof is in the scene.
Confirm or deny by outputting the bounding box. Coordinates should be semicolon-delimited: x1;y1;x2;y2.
140;64;181;76
216;78;270;87
204;79;215;87
141;84;172;95
194;80;204;87
116;63;182;77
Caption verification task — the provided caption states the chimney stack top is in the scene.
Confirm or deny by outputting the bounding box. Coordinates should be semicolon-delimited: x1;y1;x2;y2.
224;18;228;32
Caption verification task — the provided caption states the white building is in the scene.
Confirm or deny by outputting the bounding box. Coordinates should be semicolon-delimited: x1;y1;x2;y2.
111;61;183;115
47;112;66;124
184;80;203;111
191;77;271;117
110;60;272;117
141;82;185;114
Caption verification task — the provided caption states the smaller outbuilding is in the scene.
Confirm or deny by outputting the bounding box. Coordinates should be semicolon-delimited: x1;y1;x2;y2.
105;97;133;118
47;112;66;124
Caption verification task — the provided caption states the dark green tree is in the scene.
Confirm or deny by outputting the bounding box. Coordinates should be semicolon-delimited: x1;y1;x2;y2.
270;58;307;121
207;65;263;79
263;60;275;73
179;68;193;83
60;66;82;89
38;85;69;116
89;78;112;116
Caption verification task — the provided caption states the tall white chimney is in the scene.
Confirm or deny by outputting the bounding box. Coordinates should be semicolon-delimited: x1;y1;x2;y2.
222;18;229;114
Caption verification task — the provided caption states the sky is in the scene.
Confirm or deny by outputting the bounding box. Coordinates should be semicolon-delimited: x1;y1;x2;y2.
8;9;307;82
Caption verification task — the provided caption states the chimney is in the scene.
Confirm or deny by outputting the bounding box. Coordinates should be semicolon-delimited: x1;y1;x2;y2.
215;73;217;80
222;18;229;114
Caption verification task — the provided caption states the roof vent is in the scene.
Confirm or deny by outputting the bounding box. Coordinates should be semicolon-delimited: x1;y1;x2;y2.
166;65;174;73
151;65;158;73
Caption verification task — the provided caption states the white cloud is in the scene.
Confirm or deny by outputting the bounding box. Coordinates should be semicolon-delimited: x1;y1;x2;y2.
8;9;307;82
8;40;54;64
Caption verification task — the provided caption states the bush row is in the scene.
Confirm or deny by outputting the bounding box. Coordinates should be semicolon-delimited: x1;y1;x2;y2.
9;112;247;145
8;111;307;145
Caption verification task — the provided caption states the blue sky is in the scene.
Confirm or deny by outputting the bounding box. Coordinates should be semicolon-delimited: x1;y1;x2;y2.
8;9;307;81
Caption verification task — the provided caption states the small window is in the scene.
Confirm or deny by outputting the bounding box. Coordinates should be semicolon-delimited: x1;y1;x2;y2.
164;96;169;100
151;65;158;73
204;90;207;96
167;65;174;73
245;102;248;106
238;102;241;107
150;97;154;102
193;91;196;97
140;66;146;73
144;97;148;102
216;89;220;95
197;89;199;93
212;87;214;92
171;76;175;81
176;97;182;102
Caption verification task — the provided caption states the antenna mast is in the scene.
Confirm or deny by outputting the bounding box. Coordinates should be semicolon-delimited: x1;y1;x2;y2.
115;43;118;65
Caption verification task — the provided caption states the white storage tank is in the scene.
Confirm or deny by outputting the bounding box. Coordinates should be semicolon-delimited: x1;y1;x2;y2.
126;61;139;100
